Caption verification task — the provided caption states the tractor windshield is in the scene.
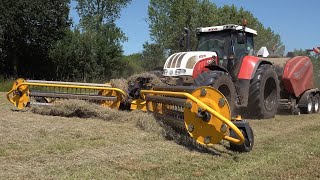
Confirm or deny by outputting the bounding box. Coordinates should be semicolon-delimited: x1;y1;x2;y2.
196;31;230;58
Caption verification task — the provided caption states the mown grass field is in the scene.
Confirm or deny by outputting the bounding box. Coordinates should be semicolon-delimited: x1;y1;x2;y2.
0;79;14;92
0;92;320;179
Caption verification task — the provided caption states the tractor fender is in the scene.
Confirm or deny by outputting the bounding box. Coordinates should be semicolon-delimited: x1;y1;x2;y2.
298;88;320;108
194;69;229;86
206;65;228;73
236;56;273;108
237;56;272;80
192;57;215;79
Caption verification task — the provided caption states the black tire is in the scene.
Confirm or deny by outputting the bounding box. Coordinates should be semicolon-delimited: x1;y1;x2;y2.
229;127;254;152
195;71;236;115
247;64;280;119
301;95;314;114
314;94;320;113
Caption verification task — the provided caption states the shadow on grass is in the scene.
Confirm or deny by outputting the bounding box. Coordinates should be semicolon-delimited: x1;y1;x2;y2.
159;122;234;156
10;108;29;112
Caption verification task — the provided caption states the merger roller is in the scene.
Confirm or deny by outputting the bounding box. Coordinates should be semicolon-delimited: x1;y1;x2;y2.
7;78;254;152
7;78;126;109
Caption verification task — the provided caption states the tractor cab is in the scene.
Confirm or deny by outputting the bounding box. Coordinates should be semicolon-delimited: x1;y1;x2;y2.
197;25;257;62
196;24;257;73
163;23;258;82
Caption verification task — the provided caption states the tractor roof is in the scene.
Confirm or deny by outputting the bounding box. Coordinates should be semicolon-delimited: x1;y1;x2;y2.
197;24;258;36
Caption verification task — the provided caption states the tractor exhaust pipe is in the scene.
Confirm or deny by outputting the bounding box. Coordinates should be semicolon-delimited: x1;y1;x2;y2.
184;28;191;51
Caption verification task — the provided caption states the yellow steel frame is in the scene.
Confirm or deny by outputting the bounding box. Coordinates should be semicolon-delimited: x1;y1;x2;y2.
7;78;244;146
7;79;126;109
19;82;126;92
140;89;245;145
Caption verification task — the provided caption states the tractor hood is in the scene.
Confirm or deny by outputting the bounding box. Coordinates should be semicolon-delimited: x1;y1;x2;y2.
163;51;217;77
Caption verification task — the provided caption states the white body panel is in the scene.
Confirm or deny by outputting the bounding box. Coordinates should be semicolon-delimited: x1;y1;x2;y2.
163;51;217;77
197;24;257;36
257;47;269;57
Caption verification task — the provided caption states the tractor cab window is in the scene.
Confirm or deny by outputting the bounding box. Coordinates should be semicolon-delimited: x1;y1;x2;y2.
247;36;254;53
197;32;230;59
233;33;254;59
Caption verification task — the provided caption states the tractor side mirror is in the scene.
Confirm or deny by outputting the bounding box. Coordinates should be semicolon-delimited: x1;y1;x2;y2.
184;28;191;51
237;33;246;44
178;28;191;51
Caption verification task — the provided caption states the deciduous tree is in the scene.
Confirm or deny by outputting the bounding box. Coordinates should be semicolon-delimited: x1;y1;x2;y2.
0;0;70;78
49;0;131;81
147;0;285;58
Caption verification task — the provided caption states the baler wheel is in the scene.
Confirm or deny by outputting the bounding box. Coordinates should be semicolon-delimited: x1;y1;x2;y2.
302;95;314;114
230;127;254;152
247;64;279;119
313;95;319;113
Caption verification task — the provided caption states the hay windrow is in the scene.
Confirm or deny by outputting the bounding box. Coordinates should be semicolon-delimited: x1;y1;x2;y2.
109;72;166;103
31;99;122;120
136;115;163;135
110;78;128;97
109;72;165;101
31;99;164;135
126;72;165;87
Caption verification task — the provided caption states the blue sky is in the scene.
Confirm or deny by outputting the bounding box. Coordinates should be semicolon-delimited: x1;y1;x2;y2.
69;0;320;55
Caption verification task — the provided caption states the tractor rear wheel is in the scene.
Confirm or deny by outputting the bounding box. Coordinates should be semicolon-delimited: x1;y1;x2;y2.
247;64;280;119
195;71;236;115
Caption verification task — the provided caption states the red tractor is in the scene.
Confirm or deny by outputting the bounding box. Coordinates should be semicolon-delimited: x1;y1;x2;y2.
161;23;319;118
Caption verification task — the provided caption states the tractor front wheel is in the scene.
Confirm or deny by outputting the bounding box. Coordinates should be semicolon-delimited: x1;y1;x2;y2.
195;71;236;115
247;64;280;119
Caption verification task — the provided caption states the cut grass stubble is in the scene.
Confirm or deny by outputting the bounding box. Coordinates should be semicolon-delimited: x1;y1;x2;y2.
1;92;320;179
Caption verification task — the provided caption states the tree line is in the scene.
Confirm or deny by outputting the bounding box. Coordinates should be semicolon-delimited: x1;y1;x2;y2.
0;0;289;82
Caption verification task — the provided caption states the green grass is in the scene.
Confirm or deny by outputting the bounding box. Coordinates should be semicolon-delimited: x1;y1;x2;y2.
0;92;320;179
0;79;14;92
